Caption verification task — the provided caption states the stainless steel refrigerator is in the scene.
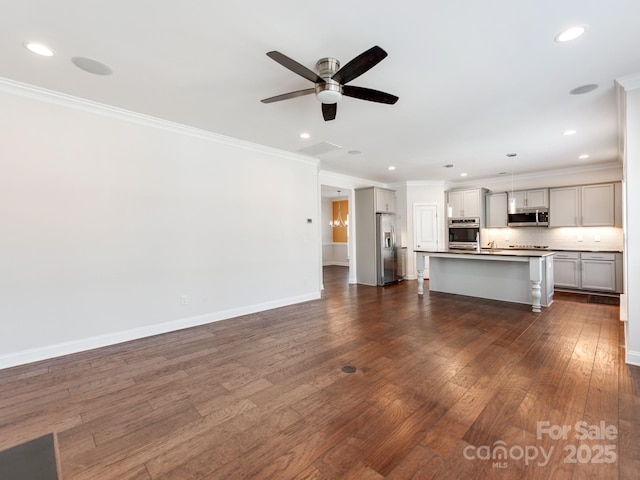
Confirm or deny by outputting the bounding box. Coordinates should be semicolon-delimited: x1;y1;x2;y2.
376;213;404;285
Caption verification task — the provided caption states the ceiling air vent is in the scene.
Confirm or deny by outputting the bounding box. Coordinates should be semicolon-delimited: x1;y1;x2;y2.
298;141;342;156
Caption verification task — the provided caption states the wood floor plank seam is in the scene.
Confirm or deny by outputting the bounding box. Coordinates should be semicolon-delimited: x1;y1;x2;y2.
0;266;637;479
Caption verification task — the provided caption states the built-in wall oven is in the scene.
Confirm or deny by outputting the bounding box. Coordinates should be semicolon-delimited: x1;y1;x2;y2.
448;218;480;250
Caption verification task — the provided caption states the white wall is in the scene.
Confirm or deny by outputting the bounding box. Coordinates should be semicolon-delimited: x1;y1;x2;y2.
618;75;640;366
0;81;321;369
319;172;387;284
403;182;448;279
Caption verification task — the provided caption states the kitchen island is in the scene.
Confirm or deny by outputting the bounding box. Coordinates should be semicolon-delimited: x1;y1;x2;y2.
415;249;554;312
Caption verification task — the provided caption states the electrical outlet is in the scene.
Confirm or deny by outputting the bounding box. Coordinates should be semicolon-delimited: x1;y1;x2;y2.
577;234;583;242
594;234;601;242
504;233;510;241
181;294;188;305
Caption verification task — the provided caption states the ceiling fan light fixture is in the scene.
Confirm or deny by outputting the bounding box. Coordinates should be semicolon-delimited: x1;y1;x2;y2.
262;47;397;120
315;82;342;104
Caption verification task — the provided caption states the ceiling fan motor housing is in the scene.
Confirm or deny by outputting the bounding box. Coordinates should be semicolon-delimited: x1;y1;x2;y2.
314;57;343;104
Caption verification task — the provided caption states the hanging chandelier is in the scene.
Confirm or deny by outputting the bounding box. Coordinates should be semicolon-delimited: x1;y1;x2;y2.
331;190;348;228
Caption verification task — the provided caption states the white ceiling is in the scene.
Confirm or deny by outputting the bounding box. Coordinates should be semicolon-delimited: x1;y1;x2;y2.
2;1;639;185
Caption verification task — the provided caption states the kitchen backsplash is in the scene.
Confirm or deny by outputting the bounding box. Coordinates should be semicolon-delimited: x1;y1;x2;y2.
483;226;623;251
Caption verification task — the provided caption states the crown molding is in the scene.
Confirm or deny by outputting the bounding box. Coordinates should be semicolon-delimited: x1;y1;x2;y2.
444;162;622;190
318;169;388;189
0;76;319;168
404;180;448;188
616;73;640;91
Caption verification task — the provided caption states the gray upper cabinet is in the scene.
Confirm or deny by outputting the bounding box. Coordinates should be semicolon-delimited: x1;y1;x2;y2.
485;192;508;228
447;188;482;218
509;188;549;209
581;184;615;226
549;187;580;227
549;183;616;227
375;188;397;213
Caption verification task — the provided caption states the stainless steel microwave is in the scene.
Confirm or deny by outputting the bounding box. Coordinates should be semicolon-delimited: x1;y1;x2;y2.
507;208;549;227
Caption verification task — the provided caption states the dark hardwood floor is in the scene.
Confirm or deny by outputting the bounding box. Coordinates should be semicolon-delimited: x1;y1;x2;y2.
1;266;639;479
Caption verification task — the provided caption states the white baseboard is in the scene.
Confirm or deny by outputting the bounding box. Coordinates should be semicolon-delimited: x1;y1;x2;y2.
626;349;640;367
0;292;320;370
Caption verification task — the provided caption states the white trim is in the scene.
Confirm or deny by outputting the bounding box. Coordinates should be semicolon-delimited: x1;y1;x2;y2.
319;170;388;188
405;180;449;187
0;76;318;168
0;292;320;370
443;162;622;190
616;73;640;91
616;80;628;163
620;293;628;321
626;349;640;367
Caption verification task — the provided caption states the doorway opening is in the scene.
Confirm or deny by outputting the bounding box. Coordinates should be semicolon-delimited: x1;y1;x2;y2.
321;185;354;290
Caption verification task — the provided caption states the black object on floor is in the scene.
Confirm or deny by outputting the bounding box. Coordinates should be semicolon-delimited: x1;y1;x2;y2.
587;295;620;305
0;434;58;480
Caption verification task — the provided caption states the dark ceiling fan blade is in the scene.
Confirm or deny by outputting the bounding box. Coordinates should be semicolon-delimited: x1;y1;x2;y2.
266;51;325;84
322;103;337;121
261;88;315;103
343;85;399;104
332;46;388;85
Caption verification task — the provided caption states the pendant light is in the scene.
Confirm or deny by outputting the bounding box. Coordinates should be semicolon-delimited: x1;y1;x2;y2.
507;153;517;214
331;190;347;228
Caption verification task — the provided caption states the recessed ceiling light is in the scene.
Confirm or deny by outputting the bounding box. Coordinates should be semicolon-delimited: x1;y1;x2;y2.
71;56;113;75
23;42;54;57
562;129;577;136
579;154;590;159
388;166;396;171
570;84;598;95
299;132;310;139
460;173;468;177
555;25;588;43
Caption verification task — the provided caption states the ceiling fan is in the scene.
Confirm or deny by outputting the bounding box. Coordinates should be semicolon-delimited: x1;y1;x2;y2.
260;46;399;121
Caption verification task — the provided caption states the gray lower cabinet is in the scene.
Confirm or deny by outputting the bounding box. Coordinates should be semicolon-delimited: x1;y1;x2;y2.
553;252;580;289
581;252;618;292
553;251;622;293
